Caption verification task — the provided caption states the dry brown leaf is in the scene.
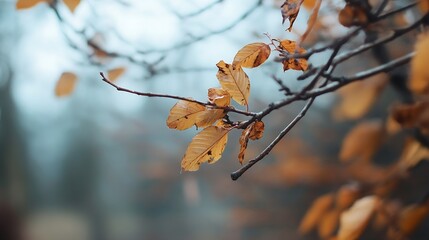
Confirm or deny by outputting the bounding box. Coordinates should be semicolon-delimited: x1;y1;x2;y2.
63;0;80;13
207;88;231;107
16;0;45;9
302;0;316;9
318;209;340;239
398;203;429;236
373;200;402;230
216;61;250;106
398;138;429;170
238;121;264;164
233;43;271;68
166;100;207;130
337;196;379;240
333;73;387;120
419;0;429;14
299;194;335;234
281;0;304;31
338;4;368;27
339;120;385;163
181;126;229;171
336;183;361;210
55;72;77;97
300;0;322;44
279;40;308;71
391;101;429;134
107;67;126;82
409;33;429;94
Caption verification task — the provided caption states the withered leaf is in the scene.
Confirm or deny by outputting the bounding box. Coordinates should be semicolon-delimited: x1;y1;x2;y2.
336;183;361;210
166;100;206;130
107;67;126;82
16;0;44;9
409;33;429;94
299;193;335;234
339;120;385;163
63;0;80;13
318;209;340;239
207;88;231;107
181;126;229;171
281;0;304;31
300;0;322;44
338;4;368;27
279;40;308;71
233;43;271;68
398;203;429;236
419;0;429;14
337;196;379;240
238;121;264;164
397;138;429;170
55;72;77;97
216;61;250;106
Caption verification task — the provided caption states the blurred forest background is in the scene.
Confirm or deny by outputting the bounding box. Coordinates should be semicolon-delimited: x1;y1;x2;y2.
1;0;429;239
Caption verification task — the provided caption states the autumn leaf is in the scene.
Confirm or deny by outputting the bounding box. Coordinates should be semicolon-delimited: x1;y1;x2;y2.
333;74;387;120
55;72;77;97
279;40;308;71
207;88;231;107
63;0;80;13
302;0;316;9
419;0;429;14
409;33;429;94
337;196;379;240
391;100;429;134
166;100;206;130
238;121;264;164
300;0;321;44
107;67;126;82
318;209;340;239
339;120;385;163
216;61;250;106
335;183;361;210
281;0;304;31
233;43;271;68
397;138;429;170
299;194;335;234
181;126;230;171
16;0;46;9
398;203;429;236
338;3;368;27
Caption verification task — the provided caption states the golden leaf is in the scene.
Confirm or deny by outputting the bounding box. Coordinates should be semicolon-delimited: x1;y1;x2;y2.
335;183;360;210
338;4;368;27
302;0;316;9
391;101;429;133
63;0;80;13
398;203;429;236
409;33;429;94
16;0;45;9
216;61;250;106
419;0;429;14
299;194;335;234
279;40;308;71
233;43;271;68
55;72;77;97
337;196;379;240
166;100;206;130
318;209;340;239
333;74;387;120
207;88;231;107
107;67;126;82
281;0;304;31
339;120;385;163
300;0;321;44
238;121;264;164
397;138;429;170
181;126;229;171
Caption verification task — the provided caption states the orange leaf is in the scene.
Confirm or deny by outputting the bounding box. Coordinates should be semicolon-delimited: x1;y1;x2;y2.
398;203;429;236
302;0;316;9
279;40;308;71
281;0;304;31
107;67;126;82
299;194;335;234
300;0;322;44
337;196;379;240
338;3;368;27
233;43;271;68
238;121;264;164
16;0;45;9
63;0;80;13
166;100;206;130
207;88;231;107
419;0;429;14
55;72;77;97
318;209;340;239
397;138;429;170
335;183;360;210
216;61;250;106
181;126;229;171
409;33;429;94
339;120;385;163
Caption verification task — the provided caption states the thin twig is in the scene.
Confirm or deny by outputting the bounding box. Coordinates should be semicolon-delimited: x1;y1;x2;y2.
231;97;315;180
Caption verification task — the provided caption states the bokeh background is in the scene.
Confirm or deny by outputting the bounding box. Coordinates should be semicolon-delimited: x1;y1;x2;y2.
1;0;429;239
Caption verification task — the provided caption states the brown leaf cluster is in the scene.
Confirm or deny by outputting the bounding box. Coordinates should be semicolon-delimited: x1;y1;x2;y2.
279;40;308;71
281;0;304;31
